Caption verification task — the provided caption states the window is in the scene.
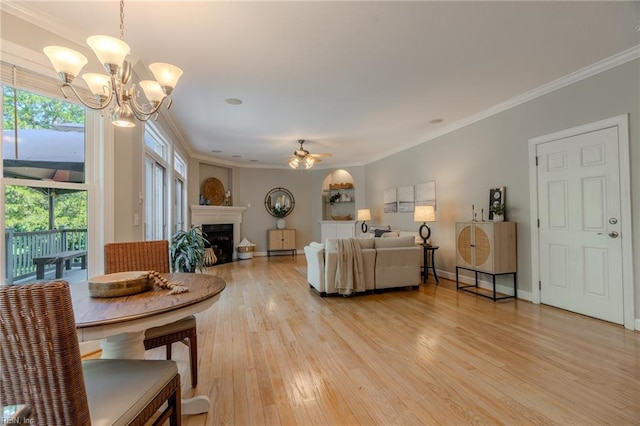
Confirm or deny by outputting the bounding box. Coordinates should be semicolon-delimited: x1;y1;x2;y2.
144;125;168;240
173;152;187;234
3;86;86;183
2;82;90;283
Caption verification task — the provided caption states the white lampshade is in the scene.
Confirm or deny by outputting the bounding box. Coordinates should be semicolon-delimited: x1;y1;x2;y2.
304;156;316;169
43;46;88;80
288;157;300;169
357;209;372;221
139;80;165;103
149;63;183;94
87;35;130;72
414;205;436;222
81;73;111;96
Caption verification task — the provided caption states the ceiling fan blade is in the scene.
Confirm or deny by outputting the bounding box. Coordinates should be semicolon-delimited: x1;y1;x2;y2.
310;152;332;158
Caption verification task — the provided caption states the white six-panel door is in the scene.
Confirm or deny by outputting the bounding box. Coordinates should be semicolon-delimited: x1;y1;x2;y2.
536;126;624;324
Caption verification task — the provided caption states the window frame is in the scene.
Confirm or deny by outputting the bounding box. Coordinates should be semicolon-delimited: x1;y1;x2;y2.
0;65;111;280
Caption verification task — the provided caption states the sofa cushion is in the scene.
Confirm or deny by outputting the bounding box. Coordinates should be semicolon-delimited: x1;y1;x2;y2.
374;236;416;248
357;238;375;249
325;239;338;252
373;228;392;237
382;231;399;238
309;242;325;249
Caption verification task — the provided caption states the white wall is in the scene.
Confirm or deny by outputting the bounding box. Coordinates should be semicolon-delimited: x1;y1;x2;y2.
233;167;314;253
364;59;639;311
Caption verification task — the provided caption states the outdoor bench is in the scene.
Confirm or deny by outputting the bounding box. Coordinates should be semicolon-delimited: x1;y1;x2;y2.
33;250;87;279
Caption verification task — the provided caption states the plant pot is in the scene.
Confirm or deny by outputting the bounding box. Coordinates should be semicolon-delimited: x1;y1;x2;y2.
493;214;504;222
276;218;286;229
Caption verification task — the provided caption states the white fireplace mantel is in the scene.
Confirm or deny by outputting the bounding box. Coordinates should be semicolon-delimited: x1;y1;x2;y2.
190;206;248;258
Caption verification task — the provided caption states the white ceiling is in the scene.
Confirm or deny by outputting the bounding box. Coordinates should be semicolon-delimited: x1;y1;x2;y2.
7;1;640;168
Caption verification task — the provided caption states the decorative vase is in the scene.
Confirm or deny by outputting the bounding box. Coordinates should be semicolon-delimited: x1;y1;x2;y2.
204;248;217;266
493;214;504;222
276;218;286;229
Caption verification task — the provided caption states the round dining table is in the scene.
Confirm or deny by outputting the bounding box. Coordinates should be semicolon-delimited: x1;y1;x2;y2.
70;272;225;416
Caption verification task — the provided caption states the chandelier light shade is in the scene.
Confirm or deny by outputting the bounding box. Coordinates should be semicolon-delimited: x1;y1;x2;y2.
357;209;372;233
42;46;88;80
414;205;436;244
86;35;130;72
43;0;182;127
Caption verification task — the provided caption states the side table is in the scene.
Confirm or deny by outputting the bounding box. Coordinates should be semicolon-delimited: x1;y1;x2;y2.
419;244;439;284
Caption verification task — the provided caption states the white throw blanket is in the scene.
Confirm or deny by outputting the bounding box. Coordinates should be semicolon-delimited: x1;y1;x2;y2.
334;238;365;296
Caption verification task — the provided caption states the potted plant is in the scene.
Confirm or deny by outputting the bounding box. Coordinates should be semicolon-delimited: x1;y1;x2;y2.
329;192;341;206
271;204;291;218
170;226;208;272
490;203;506;222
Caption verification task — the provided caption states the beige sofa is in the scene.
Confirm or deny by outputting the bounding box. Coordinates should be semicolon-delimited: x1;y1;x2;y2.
304;236;421;296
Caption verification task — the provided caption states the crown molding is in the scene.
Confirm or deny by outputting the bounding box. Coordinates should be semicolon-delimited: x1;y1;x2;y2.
2;1;92;47
366;44;640;165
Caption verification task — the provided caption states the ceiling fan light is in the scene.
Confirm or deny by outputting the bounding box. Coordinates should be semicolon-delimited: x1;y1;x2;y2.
289;157;300;169
87;35;130;74
304;156;316;169
43;46;88;82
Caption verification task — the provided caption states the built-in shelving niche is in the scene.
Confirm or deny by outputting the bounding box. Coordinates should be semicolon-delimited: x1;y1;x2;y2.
322;170;355;221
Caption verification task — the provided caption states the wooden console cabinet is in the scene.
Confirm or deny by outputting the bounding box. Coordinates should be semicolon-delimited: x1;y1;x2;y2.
267;229;296;256
455;221;517;300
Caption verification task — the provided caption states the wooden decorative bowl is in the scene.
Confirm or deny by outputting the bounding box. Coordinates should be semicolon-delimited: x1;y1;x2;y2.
202;177;225;205
88;271;152;298
331;214;352;221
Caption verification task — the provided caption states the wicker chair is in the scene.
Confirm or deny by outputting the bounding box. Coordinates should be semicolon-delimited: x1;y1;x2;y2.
0;281;181;425
104;240;198;388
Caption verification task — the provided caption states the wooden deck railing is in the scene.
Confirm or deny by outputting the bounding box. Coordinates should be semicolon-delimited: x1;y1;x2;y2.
4;228;87;283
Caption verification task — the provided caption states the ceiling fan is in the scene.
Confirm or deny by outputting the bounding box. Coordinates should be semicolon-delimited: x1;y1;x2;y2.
288;140;332;169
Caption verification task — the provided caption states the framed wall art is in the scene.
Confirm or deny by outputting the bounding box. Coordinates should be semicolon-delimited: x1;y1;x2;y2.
489;186;506;220
415;181;436;209
397;185;415;212
384;188;397;213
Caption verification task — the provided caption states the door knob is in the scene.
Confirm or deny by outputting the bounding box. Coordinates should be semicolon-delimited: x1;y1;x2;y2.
599;231;619;238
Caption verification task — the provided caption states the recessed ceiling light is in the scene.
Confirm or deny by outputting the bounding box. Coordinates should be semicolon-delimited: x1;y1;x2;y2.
211;149;222;153
232;155;241;158
429;118;443;124
225;98;243;105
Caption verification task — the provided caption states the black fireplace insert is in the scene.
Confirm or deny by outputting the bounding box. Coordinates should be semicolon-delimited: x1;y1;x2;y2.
202;224;233;265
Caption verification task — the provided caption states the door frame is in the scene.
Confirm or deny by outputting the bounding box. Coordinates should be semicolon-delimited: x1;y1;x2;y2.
528;114;634;330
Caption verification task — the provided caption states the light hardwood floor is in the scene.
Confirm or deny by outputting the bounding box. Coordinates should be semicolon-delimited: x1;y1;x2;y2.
147;256;640;425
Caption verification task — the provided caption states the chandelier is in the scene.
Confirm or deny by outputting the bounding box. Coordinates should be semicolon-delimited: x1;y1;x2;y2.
43;0;182;128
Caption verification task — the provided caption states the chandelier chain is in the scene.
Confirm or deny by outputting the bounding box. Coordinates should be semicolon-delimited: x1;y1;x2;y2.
119;0;125;41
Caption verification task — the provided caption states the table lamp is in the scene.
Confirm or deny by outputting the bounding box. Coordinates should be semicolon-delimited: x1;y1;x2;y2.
414;205;436;245
357;209;372;233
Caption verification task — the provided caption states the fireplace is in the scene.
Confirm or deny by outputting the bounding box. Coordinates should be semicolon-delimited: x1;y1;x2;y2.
202;224;233;265
190;205;247;260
